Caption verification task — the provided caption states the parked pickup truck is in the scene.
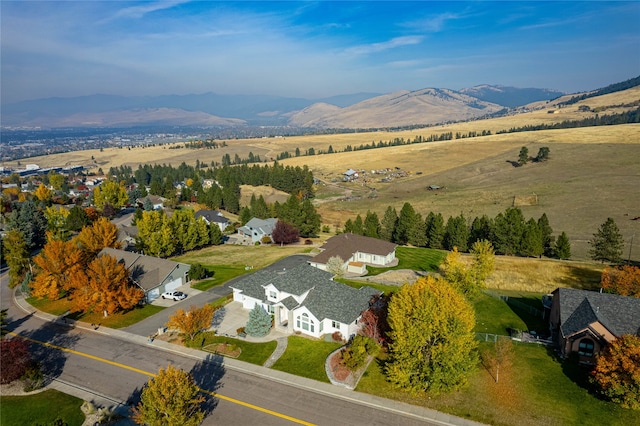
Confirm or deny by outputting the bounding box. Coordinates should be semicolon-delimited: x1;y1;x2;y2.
161;291;187;301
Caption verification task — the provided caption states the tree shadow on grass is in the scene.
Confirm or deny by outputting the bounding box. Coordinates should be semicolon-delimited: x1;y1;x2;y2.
556;265;603;290
548;347;606;402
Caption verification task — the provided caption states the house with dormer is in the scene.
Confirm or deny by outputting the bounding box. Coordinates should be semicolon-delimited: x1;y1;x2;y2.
549;287;640;364
308;233;397;275
237;217;277;243
195;209;230;232
230;263;381;339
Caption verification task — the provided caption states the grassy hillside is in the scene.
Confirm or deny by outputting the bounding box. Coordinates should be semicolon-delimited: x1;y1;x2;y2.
7;87;639;260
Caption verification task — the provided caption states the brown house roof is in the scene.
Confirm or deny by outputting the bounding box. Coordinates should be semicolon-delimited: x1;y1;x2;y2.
311;233;396;265
99;247;190;292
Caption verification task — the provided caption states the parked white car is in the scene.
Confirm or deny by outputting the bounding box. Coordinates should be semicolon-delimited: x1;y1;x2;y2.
161;291;187;301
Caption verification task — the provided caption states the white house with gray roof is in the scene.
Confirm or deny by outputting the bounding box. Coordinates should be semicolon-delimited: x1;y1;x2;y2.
194;209;229;232
230;263;381;339
308;233;397;274
237;217;277;243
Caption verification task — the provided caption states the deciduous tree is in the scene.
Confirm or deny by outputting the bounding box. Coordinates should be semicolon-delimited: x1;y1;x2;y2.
75;217;121;260
271;220;299;245
93;180;128;211
3;229;30;289
589;218;624;264
132;364;205;426
0;338;31;384
31;239;83;300
68;254;142;316
325;256;345;278
167;304;215;341
601;266;640;297
386;276;477;394
592;334;640;410
34;183;53;203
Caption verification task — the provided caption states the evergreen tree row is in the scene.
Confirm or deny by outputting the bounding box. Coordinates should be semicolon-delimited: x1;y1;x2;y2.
343;204;571;259
238;193;321;238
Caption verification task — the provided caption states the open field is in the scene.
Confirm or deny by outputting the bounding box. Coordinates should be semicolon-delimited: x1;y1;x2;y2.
7;88;639;261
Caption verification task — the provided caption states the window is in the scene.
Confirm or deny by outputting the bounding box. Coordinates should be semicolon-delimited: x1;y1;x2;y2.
267;304;275;314
296;312;315;332
578;339;595;357
331;320;340;329
269;290;277;299
319;321;323;332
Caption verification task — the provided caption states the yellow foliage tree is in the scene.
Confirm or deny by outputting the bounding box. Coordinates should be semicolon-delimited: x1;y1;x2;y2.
93;180;128;211
132;365;205;426
166;304;215;341
75;217;122;260
31;239;83;300
68;254;143;316
34;183;52;203
386;276;477;394
44;206;70;240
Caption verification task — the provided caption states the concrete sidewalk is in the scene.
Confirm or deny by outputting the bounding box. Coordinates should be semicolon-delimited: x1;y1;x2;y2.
11;288;485;426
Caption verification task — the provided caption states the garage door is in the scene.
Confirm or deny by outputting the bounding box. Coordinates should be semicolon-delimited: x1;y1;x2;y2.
163;278;182;293
147;288;160;302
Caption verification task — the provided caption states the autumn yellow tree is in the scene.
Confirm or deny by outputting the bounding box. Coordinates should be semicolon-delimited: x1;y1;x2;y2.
601;266;640;298
34;183;52;203
592;334;640;410
44;205;70;240
386;276;477;394
75;217;122;260
132;364;205;426
166;304;215;341
31;239;84;299
3;229;30;289
68;254;143;316
93;180;128;211
440;240;495;298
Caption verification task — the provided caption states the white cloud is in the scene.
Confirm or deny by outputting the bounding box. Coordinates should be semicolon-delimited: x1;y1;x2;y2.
345;36;423;56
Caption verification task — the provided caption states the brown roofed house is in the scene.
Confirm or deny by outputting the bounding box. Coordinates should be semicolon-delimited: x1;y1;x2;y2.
308;233;397;275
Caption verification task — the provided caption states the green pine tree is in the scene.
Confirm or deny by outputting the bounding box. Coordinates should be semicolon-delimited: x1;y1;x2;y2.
555;232;571;259
589;218;624;264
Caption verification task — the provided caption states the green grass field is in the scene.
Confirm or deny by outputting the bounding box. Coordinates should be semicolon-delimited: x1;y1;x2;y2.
356;291;637;426
0;389;85;426
271;336;342;382
188;332;277;365
367;246;446;275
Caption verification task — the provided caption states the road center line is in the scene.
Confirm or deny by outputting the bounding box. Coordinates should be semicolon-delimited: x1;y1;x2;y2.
9;332;315;425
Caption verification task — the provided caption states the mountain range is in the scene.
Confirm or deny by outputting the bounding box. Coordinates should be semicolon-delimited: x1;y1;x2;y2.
1;86;564;129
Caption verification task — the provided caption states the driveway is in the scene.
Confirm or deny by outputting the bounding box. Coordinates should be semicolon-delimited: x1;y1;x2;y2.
123;254;311;337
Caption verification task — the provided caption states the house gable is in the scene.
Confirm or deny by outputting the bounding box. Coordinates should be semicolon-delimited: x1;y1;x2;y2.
309;233;397;270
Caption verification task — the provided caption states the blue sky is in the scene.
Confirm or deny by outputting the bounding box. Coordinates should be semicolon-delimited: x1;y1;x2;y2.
1;1;639;104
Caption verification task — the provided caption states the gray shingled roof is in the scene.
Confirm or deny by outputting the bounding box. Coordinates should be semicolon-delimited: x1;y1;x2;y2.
303;282;381;324
311;233;396;265
195;210;229;224
230;263;381;324
238;217;277;236
556;288;640;338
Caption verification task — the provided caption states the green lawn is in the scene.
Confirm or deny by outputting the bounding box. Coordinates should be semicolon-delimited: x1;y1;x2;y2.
356;293;638;426
271;336;342;382
187;332;277;365
367;246;446;275
190;265;247;291
26;296;165;329
337;278;399;295
1;389;85;426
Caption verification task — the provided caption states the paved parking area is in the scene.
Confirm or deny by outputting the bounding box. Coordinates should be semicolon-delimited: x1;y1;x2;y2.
212;301;289;342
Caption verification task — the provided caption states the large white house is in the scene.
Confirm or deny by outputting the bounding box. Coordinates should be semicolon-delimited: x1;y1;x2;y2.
230;263;381;339
194;209;230;232
237;217;278;243
308;233;397;274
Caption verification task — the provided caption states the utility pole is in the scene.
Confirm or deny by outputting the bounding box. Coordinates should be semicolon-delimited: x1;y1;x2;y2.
628;234;635;265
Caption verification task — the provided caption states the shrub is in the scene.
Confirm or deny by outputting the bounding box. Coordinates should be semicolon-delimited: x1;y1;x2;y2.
236;327;246;335
188;263;209;280
305;239;313;245
21;362;44;392
245;305;272;337
332;331;344;342
341;336;377;371
0;338;30;384
322;225;330;233
261;236;272;244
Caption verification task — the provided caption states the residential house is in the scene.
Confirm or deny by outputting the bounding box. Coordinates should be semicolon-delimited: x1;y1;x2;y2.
99;247;191;303
548;287;640;364
237;217;277;243
308;233;397;274
136;195;164;210
230;263;381;339
195;209;230;232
